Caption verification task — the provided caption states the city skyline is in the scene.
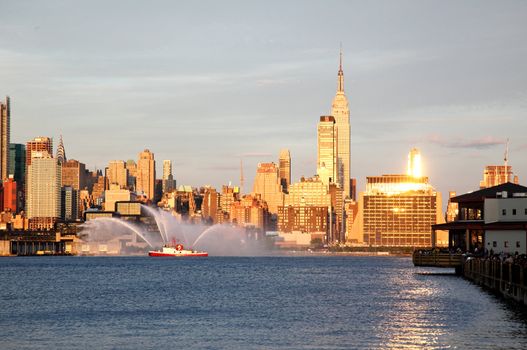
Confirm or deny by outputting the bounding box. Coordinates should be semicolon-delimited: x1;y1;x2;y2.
1;1;526;198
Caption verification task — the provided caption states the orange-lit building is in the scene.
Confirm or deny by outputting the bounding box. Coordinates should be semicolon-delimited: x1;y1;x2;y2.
480;165;519;189
2;177;17;212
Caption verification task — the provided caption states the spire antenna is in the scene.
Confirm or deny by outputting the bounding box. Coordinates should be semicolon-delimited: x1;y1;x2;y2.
339;42;343;71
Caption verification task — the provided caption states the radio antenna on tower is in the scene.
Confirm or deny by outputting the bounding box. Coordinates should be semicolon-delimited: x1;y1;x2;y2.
240;158;244;195
504;138;510;182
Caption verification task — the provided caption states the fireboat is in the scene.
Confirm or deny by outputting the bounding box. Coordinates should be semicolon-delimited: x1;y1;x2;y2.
148;243;208;257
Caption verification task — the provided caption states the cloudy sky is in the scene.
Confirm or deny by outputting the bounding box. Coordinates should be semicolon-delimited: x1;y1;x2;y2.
1;0;526;198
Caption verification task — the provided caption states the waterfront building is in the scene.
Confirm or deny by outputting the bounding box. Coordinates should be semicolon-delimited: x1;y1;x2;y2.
61;186;78;221
317;116;338;188
107;160;128;189
278;149;291;192
26;153;61;225
330;50;351;197
136;150;155;200
252;162;284;214
104;184;136;212
162;160;176;193
480;165;519;189
56;135;66;165
26;137;52;168
360;148;444;247
278;204;327;234
0;96;10;180
432;182;527;255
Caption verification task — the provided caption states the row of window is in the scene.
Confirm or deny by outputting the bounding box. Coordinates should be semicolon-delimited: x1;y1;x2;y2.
490;241;521;248
501;208;527;215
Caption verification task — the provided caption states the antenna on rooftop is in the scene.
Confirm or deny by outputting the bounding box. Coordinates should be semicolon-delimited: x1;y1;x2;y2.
240;158;244;195
504;138;510;183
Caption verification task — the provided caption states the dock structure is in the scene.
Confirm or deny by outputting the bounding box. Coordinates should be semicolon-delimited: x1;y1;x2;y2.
412;249;463;269
0;227;80;256
463;257;527;306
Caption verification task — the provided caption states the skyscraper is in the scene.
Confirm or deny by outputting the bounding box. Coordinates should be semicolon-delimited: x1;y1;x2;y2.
317;116;338;187
26;137;53;168
278;149;291;192
359;149;444;247
330;50;351;197
136;149;155;200
0;96;10;180
107;160;128;189
62;159;87;191
162;160;175;193
9;143;25;185
252;162;284;214
56;135;66;165
26;153;62;219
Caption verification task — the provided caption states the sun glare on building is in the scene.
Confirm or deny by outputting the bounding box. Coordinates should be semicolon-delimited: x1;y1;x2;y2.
407;148;422;178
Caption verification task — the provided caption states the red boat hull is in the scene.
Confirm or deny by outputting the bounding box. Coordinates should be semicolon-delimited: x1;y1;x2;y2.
148;251;208;257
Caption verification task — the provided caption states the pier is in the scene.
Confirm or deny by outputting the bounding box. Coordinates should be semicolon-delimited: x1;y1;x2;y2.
463;257;527;306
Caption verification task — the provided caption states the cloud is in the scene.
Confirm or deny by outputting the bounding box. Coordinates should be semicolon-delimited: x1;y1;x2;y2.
425;134;505;149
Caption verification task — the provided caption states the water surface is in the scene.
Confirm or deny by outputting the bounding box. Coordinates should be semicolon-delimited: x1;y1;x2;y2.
0;256;525;349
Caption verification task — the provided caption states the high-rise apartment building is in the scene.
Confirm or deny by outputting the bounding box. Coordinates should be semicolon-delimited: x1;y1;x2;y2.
162;160;175;193
479;165;518;189
136;149;155;200
26;154;62;219
252;162;284;214
278;149;291;192
330;50;351;197
317;116;338;187
0;96;10;180
26;137;52;168
107;160;128;189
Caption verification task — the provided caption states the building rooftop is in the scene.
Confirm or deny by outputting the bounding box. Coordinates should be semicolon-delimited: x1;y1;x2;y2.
452;182;527;203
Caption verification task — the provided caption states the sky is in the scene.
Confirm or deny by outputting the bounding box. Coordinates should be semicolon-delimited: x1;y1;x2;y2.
1;0;526;199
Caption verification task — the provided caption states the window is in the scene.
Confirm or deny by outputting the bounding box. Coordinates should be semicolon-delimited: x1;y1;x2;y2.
513;209;517;215
493;241;497;248
525;208;527;215
504;241;509;248
502;209;507;215
516;241;521;248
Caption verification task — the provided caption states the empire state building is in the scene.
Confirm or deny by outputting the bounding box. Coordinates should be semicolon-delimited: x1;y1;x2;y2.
331;50;351;197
